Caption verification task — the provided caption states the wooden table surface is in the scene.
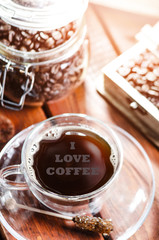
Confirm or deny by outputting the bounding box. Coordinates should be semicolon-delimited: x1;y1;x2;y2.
0;3;159;240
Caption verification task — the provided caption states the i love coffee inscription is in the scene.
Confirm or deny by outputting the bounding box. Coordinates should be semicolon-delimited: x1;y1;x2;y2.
32;128;114;196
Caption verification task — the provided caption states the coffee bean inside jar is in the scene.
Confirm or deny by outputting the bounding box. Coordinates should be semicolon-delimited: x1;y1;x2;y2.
0;0;89;109
0;19;77;52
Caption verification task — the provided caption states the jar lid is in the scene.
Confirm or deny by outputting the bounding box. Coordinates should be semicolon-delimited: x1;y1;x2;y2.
0;0;88;30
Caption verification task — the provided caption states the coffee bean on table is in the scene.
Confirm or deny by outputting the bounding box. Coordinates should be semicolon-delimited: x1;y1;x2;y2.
0;115;15;143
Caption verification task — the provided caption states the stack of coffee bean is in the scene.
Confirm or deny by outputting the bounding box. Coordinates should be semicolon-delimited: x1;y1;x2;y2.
117;49;159;109
0;17;87;106
0;19;76;51
4;47;85;104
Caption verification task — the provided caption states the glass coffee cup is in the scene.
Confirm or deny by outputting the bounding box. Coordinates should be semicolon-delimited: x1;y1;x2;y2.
0;114;123;216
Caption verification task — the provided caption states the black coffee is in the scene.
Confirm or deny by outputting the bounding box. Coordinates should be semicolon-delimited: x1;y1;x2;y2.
32;128;114;196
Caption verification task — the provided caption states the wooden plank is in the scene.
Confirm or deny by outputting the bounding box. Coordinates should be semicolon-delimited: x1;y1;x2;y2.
0;107;46;134
0;225;7;240
44;84;86;116
92;3;159;53
91;0;159;17
0;107;46;148
2;212;103;240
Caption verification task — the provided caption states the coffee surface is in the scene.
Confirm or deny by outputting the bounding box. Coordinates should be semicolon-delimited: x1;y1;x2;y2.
32;128;114;196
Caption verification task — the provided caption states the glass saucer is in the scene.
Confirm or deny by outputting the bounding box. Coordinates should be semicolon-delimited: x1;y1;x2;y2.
0;124;155;240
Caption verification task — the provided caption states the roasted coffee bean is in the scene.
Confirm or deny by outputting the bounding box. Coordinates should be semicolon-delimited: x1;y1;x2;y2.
117;49;159;109
153;67;159;77
154;80;159;87
27;30;37;35
21;31;30;38
135;55;144;65
45;38;54;48
52;31;62;41
0;115;15;143
129;81;135;87
147;90;159;97
23;38;32;46
1;39;10;46
20;46;27;51
49;79;56;84
34;42;40;50
54;71;63;80
126;73;139;81
51;64;60;75
61;62;70;70
0;18;76;51
141;84;150;92
8;30;15;42
132;66;140;73
67;30;74;39
126;60;135;68
135;86;142;92
65;23;72;32
41;72;50;81
15;34;22;41
29;42;34;50
74;56;83;67
145;72;156;82
40;32;49;40
37;47;48;52
10;45;16;49
43;87;50;93
151;86;159;92
52;83;64;94
141;60;150;69
117;66;131;77
56;39;64;46
61;27;66;40
70;76;78;82
137;68;147;75
14;40;21;46
136;79;146;85
30;49;35;53
0;25;11;31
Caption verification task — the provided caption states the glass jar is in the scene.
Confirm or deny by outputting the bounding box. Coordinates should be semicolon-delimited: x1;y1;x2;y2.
0;0;89;110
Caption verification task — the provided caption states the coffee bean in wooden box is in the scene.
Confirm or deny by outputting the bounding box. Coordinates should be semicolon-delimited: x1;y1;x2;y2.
98;41;159;148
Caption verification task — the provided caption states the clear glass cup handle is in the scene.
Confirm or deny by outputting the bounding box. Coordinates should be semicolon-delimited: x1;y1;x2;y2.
0;165;28;190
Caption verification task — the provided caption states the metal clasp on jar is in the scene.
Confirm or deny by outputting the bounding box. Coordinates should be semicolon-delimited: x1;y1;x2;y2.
0;57;34;110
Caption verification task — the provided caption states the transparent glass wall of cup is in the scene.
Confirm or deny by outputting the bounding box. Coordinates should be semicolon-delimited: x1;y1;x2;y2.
0;114;123;216
0;0;89;110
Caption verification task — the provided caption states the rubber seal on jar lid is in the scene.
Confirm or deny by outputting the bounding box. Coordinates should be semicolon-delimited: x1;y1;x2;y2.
0;0;88;30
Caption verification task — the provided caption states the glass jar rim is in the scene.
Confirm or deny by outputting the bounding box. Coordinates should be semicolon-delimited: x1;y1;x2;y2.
0;0;88;30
